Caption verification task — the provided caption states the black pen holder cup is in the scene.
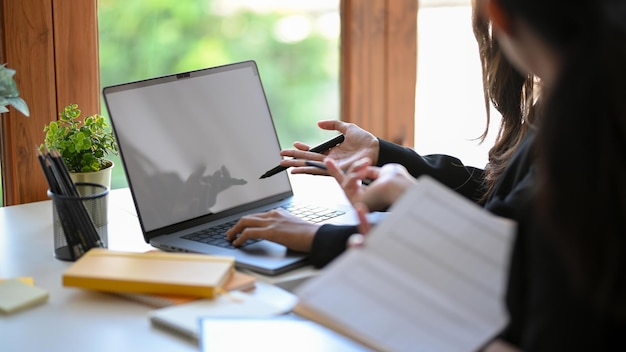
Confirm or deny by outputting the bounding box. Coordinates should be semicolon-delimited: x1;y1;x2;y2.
48;183;109;261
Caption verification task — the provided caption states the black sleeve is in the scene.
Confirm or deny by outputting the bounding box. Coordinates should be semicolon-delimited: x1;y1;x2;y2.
378;139;486;202
309;224;358;268
308;139;488;268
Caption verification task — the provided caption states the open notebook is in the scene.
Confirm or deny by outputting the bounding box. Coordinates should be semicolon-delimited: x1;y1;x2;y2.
294;176;516;351
102;61;357;275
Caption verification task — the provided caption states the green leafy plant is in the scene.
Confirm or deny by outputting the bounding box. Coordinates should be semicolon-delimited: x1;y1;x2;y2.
41;103;118;173
0;64;29;116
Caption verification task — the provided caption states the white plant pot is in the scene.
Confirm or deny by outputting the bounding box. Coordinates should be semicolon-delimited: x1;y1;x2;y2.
69;161;114;190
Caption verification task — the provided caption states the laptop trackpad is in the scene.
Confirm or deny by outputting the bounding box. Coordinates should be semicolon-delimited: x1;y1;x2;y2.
151;236;308;274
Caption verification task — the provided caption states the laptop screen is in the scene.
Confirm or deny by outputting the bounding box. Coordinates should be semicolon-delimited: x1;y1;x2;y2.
103;61;292;233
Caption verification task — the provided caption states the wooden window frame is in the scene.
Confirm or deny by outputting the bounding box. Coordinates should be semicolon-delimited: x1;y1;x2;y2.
341;0;417;146
0;0;415;205
1;0;99;205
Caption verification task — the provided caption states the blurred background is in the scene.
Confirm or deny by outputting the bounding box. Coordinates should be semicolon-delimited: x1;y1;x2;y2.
98;0;341;189
1;0;498;202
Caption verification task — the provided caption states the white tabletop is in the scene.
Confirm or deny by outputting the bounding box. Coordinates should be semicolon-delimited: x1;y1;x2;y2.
0;174;348;352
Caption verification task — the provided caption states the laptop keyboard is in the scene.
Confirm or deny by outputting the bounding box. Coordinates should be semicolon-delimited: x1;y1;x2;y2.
181;203;345;249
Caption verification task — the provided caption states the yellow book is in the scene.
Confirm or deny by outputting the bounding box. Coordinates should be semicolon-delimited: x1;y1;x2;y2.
116;270;257;308
62;248;234;298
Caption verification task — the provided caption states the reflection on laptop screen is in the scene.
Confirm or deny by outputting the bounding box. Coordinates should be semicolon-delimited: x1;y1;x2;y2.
104;62;291;232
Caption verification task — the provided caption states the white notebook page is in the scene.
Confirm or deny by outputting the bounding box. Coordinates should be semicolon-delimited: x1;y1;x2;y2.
295;176;515;352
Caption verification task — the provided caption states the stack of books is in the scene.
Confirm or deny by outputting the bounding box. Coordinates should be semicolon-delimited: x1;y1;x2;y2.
63;249;241;299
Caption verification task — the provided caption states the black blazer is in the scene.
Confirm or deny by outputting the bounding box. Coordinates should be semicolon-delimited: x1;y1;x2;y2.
308;129;626;350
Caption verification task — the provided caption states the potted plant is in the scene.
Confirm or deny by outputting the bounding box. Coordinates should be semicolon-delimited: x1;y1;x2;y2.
40;103;118;189
0;64;29;117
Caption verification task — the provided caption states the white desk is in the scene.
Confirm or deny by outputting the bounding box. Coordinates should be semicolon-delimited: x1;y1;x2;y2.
0;174;350;352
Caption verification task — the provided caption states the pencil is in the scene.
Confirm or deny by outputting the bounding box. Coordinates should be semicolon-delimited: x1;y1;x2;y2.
37;148;105;258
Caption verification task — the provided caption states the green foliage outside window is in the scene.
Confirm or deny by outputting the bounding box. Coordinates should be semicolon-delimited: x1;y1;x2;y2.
98;0;340;189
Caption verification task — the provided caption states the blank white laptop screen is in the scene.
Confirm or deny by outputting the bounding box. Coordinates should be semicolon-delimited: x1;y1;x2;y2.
103;62;291;233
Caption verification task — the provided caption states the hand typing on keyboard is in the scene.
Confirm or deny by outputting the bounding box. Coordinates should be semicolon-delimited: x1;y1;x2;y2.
225;204;344;253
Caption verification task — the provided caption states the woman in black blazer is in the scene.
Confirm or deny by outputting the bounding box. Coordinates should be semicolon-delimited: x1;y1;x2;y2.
315;0;626;349
226;4;534;269
227;0;626;348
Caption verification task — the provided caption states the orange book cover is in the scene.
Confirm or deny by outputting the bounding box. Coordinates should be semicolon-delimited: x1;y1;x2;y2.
116;271;257;308
63;248;234;298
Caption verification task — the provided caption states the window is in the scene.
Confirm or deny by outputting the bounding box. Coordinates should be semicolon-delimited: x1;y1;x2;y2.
98;0;341;190
0;0;416;206
415;1;500;168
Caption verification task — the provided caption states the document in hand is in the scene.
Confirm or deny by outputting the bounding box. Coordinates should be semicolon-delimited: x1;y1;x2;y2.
63;249;234;298
294;176;516;352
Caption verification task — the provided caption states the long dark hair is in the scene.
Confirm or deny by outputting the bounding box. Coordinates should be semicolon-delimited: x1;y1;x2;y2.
471;5;535;203
499;0;626;317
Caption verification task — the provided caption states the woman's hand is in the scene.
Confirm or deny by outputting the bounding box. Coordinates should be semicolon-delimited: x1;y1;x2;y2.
346;202;372;248
482;340;522;352
225;209;321;252
325;157;417;211
279;120;379;175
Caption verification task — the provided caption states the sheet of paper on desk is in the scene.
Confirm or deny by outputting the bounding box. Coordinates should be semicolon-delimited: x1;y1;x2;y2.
294;176;516;352
200;315;370;352
149;281;298;342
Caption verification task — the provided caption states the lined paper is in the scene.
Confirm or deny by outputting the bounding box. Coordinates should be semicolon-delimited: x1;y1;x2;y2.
295;176;515;352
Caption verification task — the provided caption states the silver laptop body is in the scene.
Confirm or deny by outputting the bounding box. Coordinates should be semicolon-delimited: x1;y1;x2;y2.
102;61;356;275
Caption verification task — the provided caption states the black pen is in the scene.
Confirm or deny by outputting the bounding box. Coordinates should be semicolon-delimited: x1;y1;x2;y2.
260;134;345;179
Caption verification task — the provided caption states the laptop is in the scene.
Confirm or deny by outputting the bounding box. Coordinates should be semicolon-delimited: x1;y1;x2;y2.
102;60;356;276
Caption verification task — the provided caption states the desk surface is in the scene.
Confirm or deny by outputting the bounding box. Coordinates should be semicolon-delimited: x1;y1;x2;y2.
0;174;351;352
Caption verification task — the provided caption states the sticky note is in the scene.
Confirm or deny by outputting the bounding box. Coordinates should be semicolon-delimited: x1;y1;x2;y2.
0;279;49;314
0;277;34;285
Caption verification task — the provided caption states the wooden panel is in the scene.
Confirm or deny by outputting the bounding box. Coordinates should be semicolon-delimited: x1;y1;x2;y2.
0;0;57;205
341;0;387;136
340;0;417;146
385;0;417;146
52;0;100;114
0;0;99;205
